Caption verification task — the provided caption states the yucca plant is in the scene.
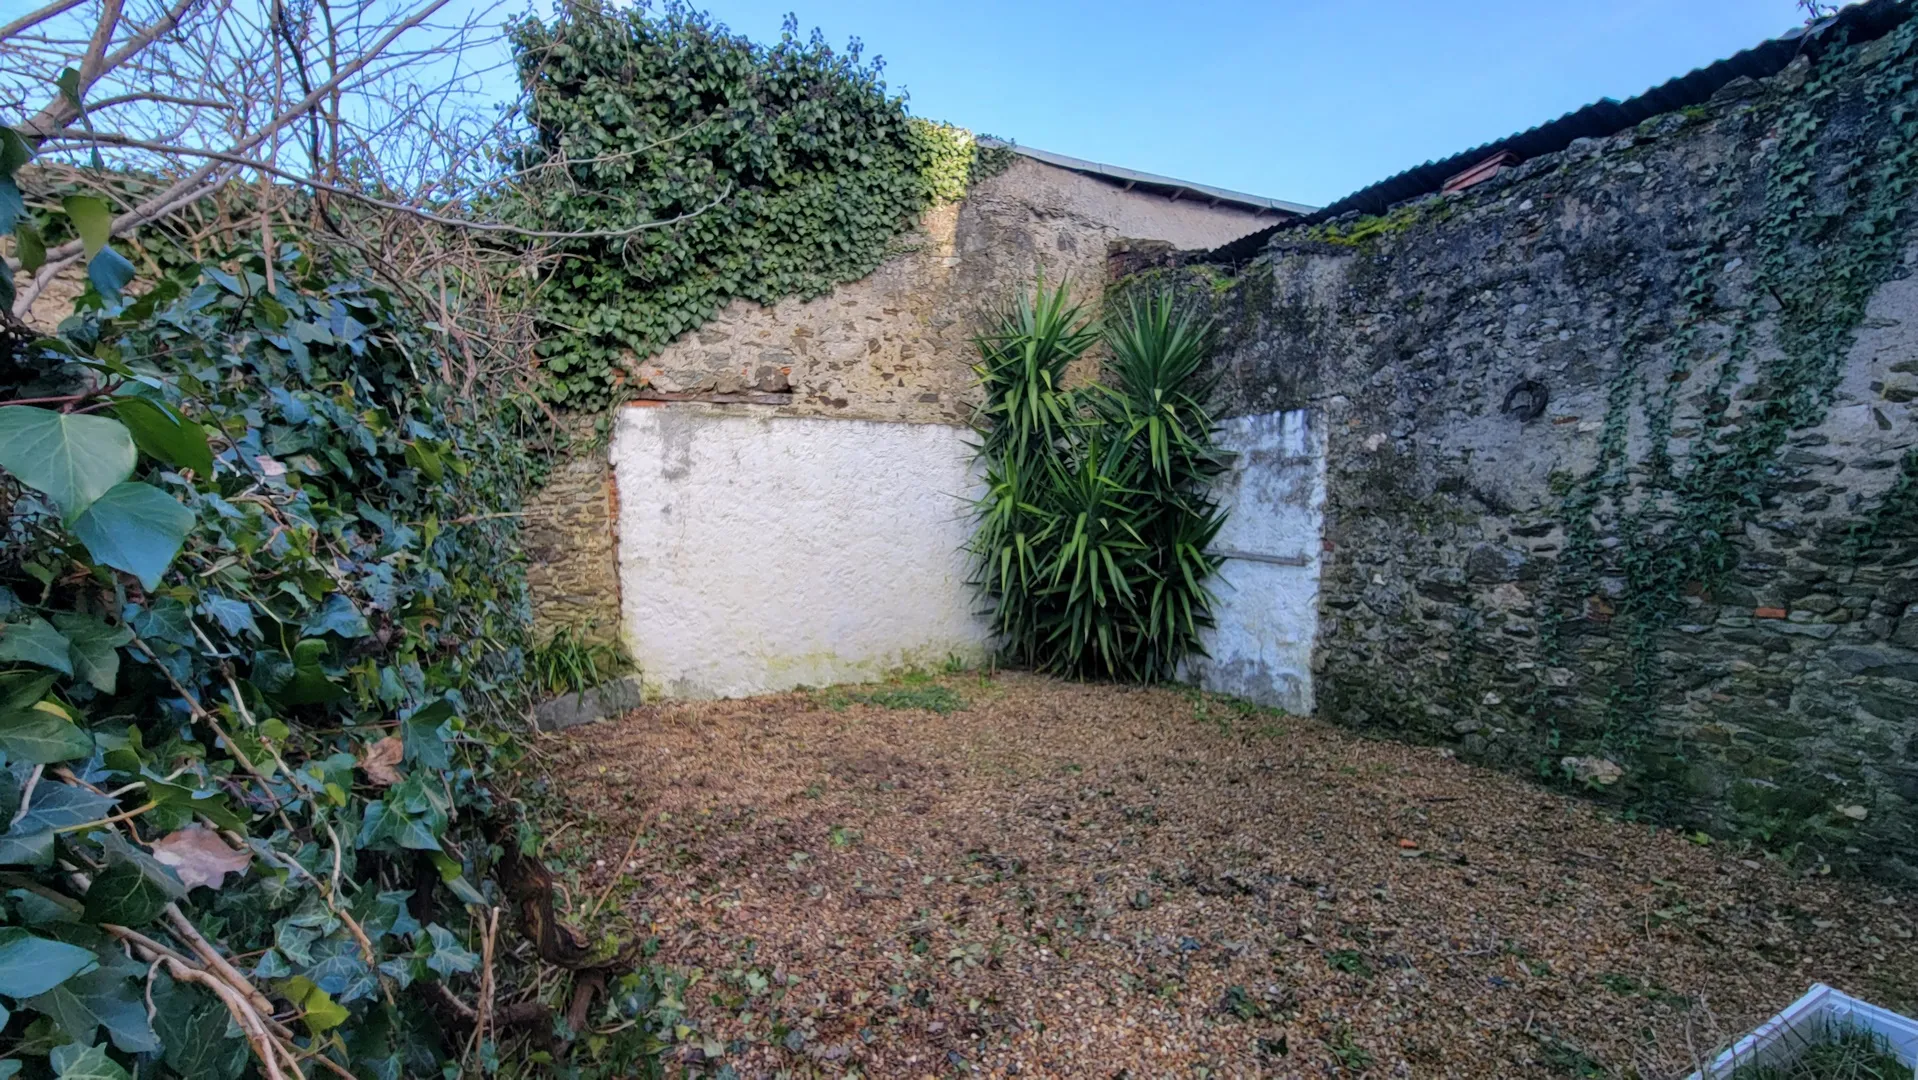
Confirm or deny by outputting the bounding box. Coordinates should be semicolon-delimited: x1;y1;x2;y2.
971;276;1101;469
1099;290;1231;679
968;278;1229;681
967;278;1100;668
1037;431;1153;676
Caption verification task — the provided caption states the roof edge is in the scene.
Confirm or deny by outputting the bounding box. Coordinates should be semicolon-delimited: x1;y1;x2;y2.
1202;0;1915;267
978;139;1317;218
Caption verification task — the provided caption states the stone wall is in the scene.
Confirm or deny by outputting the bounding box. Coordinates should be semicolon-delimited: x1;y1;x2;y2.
1177;27;1918;876
526;155;1277;640
521;419;622;646
631;156;1275;423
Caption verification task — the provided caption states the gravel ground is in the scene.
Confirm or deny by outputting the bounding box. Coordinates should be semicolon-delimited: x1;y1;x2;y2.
545;673;1918;1079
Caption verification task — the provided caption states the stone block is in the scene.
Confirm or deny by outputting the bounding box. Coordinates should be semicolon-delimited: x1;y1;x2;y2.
1827;646;1918;682
1465;544;1529;583
1892;605;1918;649
532;675;645;732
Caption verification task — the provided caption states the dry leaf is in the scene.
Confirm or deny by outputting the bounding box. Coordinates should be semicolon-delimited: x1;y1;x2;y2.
360;736;405;786
150;827;253;890
537;675;1918;1078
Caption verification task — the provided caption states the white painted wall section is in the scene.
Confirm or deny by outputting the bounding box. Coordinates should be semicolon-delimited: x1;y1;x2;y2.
1188;409;1327;714
611;405;989;699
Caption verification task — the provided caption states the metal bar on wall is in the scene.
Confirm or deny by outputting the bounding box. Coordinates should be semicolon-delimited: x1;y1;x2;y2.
1217;548;1311;567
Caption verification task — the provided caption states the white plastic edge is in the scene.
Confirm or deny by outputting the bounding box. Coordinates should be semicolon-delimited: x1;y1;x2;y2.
1688;982;1918;1079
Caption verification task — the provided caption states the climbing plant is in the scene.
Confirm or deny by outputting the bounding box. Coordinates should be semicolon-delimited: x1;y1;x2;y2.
0;126;690;1076
506;1;1003;407
1535;12;1918;821
967;280;1229;680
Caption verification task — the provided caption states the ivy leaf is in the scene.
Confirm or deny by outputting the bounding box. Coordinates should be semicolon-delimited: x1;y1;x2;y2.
282;976;350;1034
304;987;349;1032
429;852;486;906
87;248;136;302
0;616;74;674
51;613;131;694
16;222;44;272
81;860;173;926
0;706;94;764
125;597;192;647
29;966;160;1054
274;638;347;705
12;782;113;831
94;832;187;901
0;406;136;519
0;927;97;997
423;923;479;977
109;397;214;476
357;800;440;852
145;780;246;832
0;126;31;177
403;440;444;481
151;974;247;1080
252;949;292;979
0;178;21;236
306;937;375;1001
197;594;259;640
402;699;454;769
0;827;54;867
0;669;57;711
303;593;371;639
54;67;84;109
354;890;422;941
70;482;194;589
62;194;111;257
7;884;77;925
48;1043;130;1080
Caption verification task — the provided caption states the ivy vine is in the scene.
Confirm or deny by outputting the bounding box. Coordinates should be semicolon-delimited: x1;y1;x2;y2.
507;2;1003;407
1541;16;1918;809
0;160;689;1077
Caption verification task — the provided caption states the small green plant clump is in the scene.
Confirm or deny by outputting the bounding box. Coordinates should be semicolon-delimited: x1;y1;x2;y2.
526;623;630;696
966;279;1229;681
815;678;967;714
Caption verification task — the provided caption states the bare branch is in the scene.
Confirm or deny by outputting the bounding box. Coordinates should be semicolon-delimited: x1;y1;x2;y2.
42;129;734;239
0;0;91;44
11;0;459;317
85;90;232;111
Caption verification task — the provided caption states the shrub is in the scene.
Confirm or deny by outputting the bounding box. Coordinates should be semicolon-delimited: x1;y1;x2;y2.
0;237;683;1076
966;280;1227;680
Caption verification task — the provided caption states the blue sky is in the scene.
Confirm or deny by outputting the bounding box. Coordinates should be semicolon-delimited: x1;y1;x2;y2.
666;0;1833;208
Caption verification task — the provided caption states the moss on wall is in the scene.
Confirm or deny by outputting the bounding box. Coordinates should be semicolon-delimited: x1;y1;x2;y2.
1202;14;1918;879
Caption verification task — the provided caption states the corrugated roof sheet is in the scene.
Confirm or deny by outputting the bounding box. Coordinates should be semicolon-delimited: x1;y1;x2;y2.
1205;0;1914;267
980;140;1317;218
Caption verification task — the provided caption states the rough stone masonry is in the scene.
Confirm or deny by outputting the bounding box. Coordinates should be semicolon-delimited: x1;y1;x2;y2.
1161;26;1918;877
521;153;1276;643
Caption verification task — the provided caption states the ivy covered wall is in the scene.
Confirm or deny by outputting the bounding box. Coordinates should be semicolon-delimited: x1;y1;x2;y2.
522;155;1277;641
1190;14;1918;877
